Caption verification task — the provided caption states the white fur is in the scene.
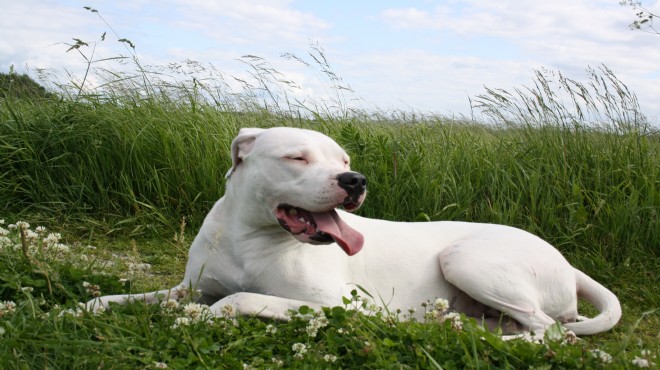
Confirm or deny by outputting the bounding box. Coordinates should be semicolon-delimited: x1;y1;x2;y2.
88;127;621;336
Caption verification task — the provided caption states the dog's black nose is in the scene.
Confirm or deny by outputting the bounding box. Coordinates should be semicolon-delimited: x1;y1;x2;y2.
337;171;367;197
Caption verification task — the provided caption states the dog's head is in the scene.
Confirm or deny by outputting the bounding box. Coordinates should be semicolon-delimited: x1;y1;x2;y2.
226;127;366;256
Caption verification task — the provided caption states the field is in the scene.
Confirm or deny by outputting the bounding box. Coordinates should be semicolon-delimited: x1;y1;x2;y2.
0;57;658;369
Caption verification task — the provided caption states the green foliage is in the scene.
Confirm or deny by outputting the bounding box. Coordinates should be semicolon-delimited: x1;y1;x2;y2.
0;224;656;369
0;221;127;308
1;95;657;262
0;71;54;100
0;98;239;232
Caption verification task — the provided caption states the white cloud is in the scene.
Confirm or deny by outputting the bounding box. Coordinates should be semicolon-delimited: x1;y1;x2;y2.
337;49;539;116
378;7;440;29
374;0;660;121
170;0;330;47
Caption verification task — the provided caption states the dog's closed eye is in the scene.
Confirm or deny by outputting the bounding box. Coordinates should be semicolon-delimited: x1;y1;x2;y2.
285;156;308;164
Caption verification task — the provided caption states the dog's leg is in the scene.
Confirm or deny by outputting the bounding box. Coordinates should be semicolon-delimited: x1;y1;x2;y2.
85;285;190;311
438;242;571;335
208;292;326;320
451;284;555;334
450;291;525;333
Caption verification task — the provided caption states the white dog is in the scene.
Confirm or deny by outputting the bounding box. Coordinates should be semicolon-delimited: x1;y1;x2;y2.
89;127;621;336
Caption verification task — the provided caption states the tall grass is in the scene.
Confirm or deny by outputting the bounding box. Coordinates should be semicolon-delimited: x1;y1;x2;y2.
2;54;658;268
1;97;235;226
3;98;657;261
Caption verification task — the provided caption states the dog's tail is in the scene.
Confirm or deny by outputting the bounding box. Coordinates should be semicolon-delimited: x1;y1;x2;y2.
562;268;621;335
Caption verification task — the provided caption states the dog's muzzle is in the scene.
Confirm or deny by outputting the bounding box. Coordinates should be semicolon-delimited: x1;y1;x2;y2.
274;171;367;256
276;205;364;256
337;171;367;210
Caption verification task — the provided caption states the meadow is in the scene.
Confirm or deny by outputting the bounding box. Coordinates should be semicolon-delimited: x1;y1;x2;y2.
0;52;658;368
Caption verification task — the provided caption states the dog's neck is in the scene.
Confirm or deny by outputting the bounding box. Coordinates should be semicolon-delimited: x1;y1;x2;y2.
216;180;300;249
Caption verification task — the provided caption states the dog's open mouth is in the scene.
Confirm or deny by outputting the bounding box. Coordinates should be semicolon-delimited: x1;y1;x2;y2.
276;204;364;256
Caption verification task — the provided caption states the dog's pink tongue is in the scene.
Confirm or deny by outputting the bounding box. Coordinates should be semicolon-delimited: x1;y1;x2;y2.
312;210;364;256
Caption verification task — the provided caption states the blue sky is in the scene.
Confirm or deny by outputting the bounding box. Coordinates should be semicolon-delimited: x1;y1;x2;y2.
2;0;659;123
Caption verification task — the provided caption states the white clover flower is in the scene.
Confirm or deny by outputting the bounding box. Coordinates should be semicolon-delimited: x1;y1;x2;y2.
271;358;284;367
0;326;5;336
21;287;34;293
3;301;17;310
42;233;62;248
632;356;650;368
15;221;30;230
434;298;449;312
292;343;307;359
0;301;17;317
153;362;168;369
182;302;208;320
160;299;179;310
292;343;307;352
171;317;192;328
0;227;9;236
443;312;463;331
0;219;4;225
220;304;234;318
35;226;46;234
82;281;101;297
50;243;70;253
58;307;84;318
591;349;613;364
305;313;329;337
265;324;277;335
25;230;38;241
291;343;307;354
323;354;338;363
43;232;61;246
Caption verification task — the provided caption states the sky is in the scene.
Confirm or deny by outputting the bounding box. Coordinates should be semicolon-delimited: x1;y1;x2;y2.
2;0;659;124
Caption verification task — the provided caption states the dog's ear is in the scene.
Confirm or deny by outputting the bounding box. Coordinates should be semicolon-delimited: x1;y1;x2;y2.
225;128;266;178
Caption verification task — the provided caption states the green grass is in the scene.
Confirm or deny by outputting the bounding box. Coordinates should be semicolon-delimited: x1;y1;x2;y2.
1;49;658;368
